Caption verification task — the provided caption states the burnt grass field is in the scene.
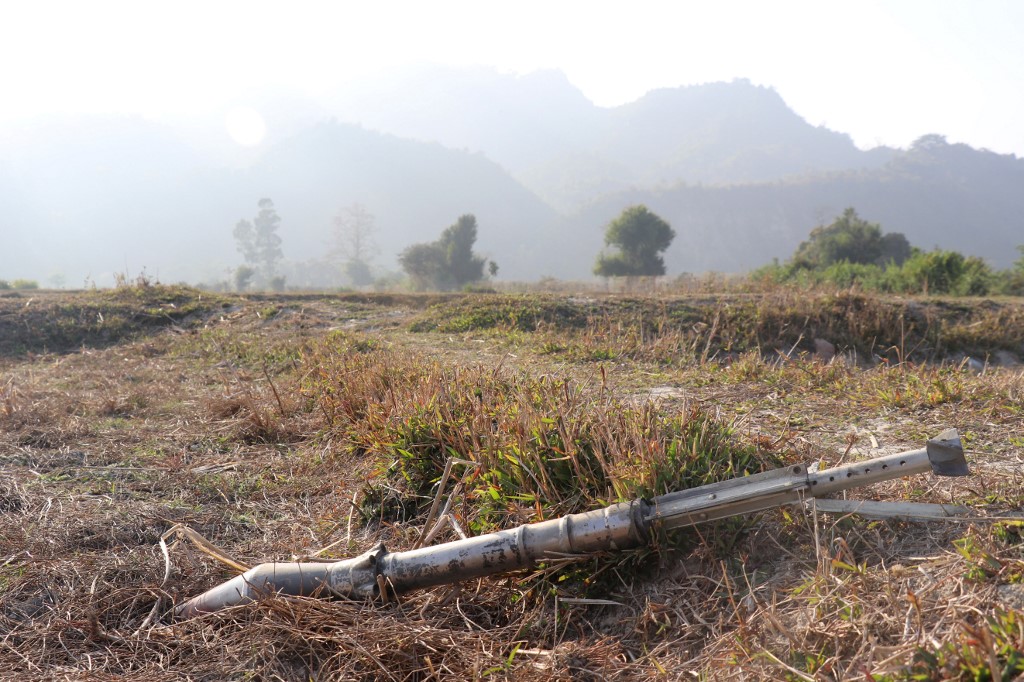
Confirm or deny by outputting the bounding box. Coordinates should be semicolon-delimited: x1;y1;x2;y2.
1;283;1023;680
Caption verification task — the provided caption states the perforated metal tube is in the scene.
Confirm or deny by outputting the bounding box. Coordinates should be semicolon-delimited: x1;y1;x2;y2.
647;429;967;529
176;429;967;618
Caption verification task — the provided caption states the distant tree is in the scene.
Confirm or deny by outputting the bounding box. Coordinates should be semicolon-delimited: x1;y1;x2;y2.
331;203;379;287
399;242;447;290
911;134;948;152
594;205;675;278
793;208;910;269
233;198;284;288
233;265;256;292
399;214;488;290
343;260;373;288
440;214;487;286
879;232;912;266
1000;245;1024;295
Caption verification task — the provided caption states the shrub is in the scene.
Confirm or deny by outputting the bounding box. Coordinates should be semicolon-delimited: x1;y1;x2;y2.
763;208;1011;297
793;208;910;269
890;250;993;296
818;261;888;290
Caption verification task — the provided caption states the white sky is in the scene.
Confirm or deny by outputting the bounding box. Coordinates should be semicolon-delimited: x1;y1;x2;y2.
2;0;1022;155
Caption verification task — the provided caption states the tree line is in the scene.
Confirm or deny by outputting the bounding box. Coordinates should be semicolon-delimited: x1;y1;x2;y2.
228;198;1023;296
230;199;499;292
755;207;1024;296
230;199;679;292
0;279;39;290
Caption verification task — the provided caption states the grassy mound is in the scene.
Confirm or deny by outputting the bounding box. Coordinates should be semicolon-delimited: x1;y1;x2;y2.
408;291;1024;363
0;284;222;356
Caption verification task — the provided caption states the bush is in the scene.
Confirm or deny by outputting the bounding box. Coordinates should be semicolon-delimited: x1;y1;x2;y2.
233;265;255;292
818;261;888;290
11;279;39;290
993;270;1024;296
956;256;995;296
763;208;1013;297
995;246;1024;296
891;250;993;296
758;245;1006;298
793;208;910;269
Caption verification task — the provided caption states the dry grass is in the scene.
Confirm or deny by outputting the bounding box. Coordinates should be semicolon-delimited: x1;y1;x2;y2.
0;285;1022;680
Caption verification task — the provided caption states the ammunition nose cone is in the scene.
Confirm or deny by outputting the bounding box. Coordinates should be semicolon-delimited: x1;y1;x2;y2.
926;429;969;477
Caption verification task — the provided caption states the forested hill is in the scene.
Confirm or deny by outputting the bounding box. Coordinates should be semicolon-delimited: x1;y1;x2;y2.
550;135;1024;278
330;68;1022;274
521;80;899;210
2;70;1022;286
330;68;898;210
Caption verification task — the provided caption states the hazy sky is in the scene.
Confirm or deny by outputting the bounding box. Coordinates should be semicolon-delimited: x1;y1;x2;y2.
3;0;1022;155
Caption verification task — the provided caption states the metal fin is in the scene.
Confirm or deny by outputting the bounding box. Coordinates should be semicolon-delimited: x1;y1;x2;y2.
926;428;969;477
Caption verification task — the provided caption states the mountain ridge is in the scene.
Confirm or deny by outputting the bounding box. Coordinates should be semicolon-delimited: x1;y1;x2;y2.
1;67;1021;285
328;68;900;209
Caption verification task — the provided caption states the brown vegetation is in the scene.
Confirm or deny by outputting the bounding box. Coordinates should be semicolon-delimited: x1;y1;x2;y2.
0;285;1022;679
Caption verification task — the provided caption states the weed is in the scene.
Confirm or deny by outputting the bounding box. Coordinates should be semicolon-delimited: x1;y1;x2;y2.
2;287;1023;679
903;610;1024;681
300;332;776;598
954;530;1004;582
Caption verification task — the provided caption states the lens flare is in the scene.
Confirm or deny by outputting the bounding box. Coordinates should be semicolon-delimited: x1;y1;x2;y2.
224;106;267;146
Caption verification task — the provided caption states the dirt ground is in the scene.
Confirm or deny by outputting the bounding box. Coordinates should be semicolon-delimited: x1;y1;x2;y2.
1;287;1022;680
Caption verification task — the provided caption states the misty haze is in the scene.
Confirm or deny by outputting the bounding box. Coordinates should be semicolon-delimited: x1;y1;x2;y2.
3;66;1023;290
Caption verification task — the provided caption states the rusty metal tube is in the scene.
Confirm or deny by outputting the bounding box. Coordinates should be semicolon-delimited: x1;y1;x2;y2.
176;429;967;618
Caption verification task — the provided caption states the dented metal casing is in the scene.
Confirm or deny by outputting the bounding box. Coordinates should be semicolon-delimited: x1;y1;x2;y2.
175;500;648;618
175;429;968;618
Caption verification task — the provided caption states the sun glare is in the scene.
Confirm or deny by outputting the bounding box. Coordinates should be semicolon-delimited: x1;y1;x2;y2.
224;106;267;146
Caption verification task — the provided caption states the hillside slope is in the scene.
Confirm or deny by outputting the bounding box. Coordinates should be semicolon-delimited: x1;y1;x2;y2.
0;117;560;284
329;68;897;209
558;136;1024;277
